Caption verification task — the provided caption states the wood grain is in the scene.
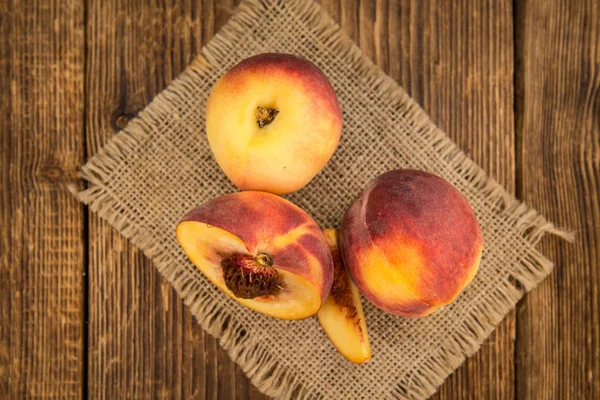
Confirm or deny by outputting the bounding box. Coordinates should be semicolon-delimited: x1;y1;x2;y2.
0;0;86;398
515;0;600;398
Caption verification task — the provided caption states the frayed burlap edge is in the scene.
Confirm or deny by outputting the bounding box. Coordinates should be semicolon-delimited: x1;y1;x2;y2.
72;0;575;398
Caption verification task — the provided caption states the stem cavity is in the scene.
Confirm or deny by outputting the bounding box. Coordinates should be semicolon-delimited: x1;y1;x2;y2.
256;106;279;128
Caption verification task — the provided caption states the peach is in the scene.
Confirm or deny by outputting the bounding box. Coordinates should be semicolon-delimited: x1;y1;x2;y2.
176;191;334;319
318;229;371;364
206;53;342;195
340;169;483;317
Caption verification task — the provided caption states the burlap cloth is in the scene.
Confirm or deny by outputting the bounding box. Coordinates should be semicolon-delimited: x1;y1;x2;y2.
75;0;573;398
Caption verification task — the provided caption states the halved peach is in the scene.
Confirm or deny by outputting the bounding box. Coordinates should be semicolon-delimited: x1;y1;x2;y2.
176;191;333;319
318;229;371;364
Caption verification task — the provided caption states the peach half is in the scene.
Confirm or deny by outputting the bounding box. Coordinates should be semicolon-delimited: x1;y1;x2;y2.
318;229;371;364
176;191;334;319
340;169;483;317
206;53;342;195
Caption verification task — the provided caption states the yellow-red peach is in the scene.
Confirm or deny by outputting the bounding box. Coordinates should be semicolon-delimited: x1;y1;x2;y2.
206;53;342;195
176;191;334;319
340;169;483;317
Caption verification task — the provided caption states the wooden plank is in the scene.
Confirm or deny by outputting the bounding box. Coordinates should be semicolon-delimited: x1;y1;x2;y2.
85;0;259;398
515;0;600;398
344;0;517;398
0;0;86;398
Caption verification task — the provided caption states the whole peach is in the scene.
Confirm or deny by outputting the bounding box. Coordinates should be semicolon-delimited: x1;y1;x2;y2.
340;169;483;317
206;53;342;195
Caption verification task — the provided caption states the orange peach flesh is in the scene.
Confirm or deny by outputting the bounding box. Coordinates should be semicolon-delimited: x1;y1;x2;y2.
206;53;342;195
340;169;483;317
318;229;371;364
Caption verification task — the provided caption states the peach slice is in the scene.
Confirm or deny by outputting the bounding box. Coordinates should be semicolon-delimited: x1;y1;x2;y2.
206;53;342;195
318;229;371;364
176;191;333;319
340;169;483;317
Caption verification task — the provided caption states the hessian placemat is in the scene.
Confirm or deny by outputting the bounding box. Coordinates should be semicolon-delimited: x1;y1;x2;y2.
74;0;573;398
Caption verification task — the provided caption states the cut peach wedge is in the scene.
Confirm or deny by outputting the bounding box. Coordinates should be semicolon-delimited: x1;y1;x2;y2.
176;191;334;320
318;229;371;364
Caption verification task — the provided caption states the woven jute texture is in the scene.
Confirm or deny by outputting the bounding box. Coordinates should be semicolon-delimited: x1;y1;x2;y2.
75;0;573;398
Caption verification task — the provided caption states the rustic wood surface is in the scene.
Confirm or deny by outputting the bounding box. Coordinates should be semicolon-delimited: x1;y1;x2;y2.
1;0;598;399
0;1;86;398
514;0;600;398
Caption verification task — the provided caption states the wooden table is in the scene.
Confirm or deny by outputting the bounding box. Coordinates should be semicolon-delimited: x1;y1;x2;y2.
1;0;598;398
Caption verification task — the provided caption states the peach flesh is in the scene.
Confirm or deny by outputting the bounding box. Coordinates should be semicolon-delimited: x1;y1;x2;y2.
206;53;342;195
340;169;483;317
176;191;333;319
318;229;371;364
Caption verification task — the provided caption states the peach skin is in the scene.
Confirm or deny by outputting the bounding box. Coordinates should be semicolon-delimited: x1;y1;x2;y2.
206;53;342;195
340;169;483;317
318;229;371;364
176;191;334;319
